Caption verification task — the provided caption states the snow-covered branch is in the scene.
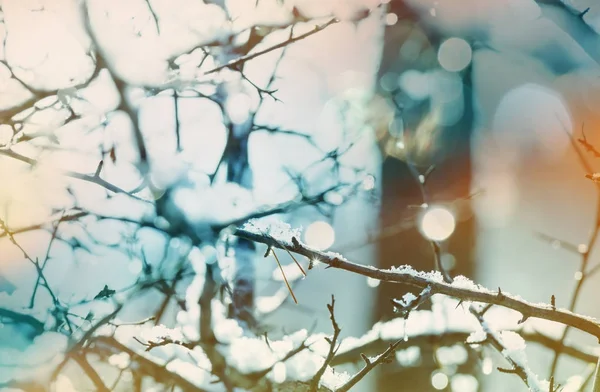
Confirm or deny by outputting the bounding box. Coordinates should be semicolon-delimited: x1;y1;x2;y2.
235;226;600;340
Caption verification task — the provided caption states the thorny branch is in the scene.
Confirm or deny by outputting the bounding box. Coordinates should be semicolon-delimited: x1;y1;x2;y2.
236;227;600;340
336;340;403;392
403;158;549;391
0;149;148;201
204;18;339;75
93;336;210;392
548;122;600;385
331;327;599;366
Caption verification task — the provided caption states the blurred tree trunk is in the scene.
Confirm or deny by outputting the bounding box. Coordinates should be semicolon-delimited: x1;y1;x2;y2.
375;2;476;390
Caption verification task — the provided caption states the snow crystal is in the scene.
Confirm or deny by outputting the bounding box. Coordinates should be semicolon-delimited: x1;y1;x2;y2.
243;219;303;242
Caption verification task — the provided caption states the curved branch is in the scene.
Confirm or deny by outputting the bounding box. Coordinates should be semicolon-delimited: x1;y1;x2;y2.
92;336;209;392
332;329;598;366
0;308;45;336
0;149;148;202
234;228;600;339
204;18;339;75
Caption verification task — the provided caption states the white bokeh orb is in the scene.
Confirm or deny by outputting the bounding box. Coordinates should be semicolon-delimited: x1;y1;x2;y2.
304;221;335;250
431;371;449;390
419;206;456;241
438;37;472;72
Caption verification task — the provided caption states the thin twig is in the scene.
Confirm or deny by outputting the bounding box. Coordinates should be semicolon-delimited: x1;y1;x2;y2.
204;18;339;75
549;120;600;381
0;149;148;201
332;326;598;366
310;295;341;392
270;248;299;304
336;340;402;392
93;336;209;392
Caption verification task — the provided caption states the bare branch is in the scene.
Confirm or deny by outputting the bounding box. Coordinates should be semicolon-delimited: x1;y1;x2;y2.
336;340;402;392
73;353;110;392
81;4;149;172
0;308;45;336
0;149;148;202
204;18;339;75
332;327;598;366
310;295;341;392
93;336;209;392
550;120;600;380
235;227;600;339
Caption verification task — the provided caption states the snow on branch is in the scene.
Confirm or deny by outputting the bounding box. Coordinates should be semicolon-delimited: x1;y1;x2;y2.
235;224;600;340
